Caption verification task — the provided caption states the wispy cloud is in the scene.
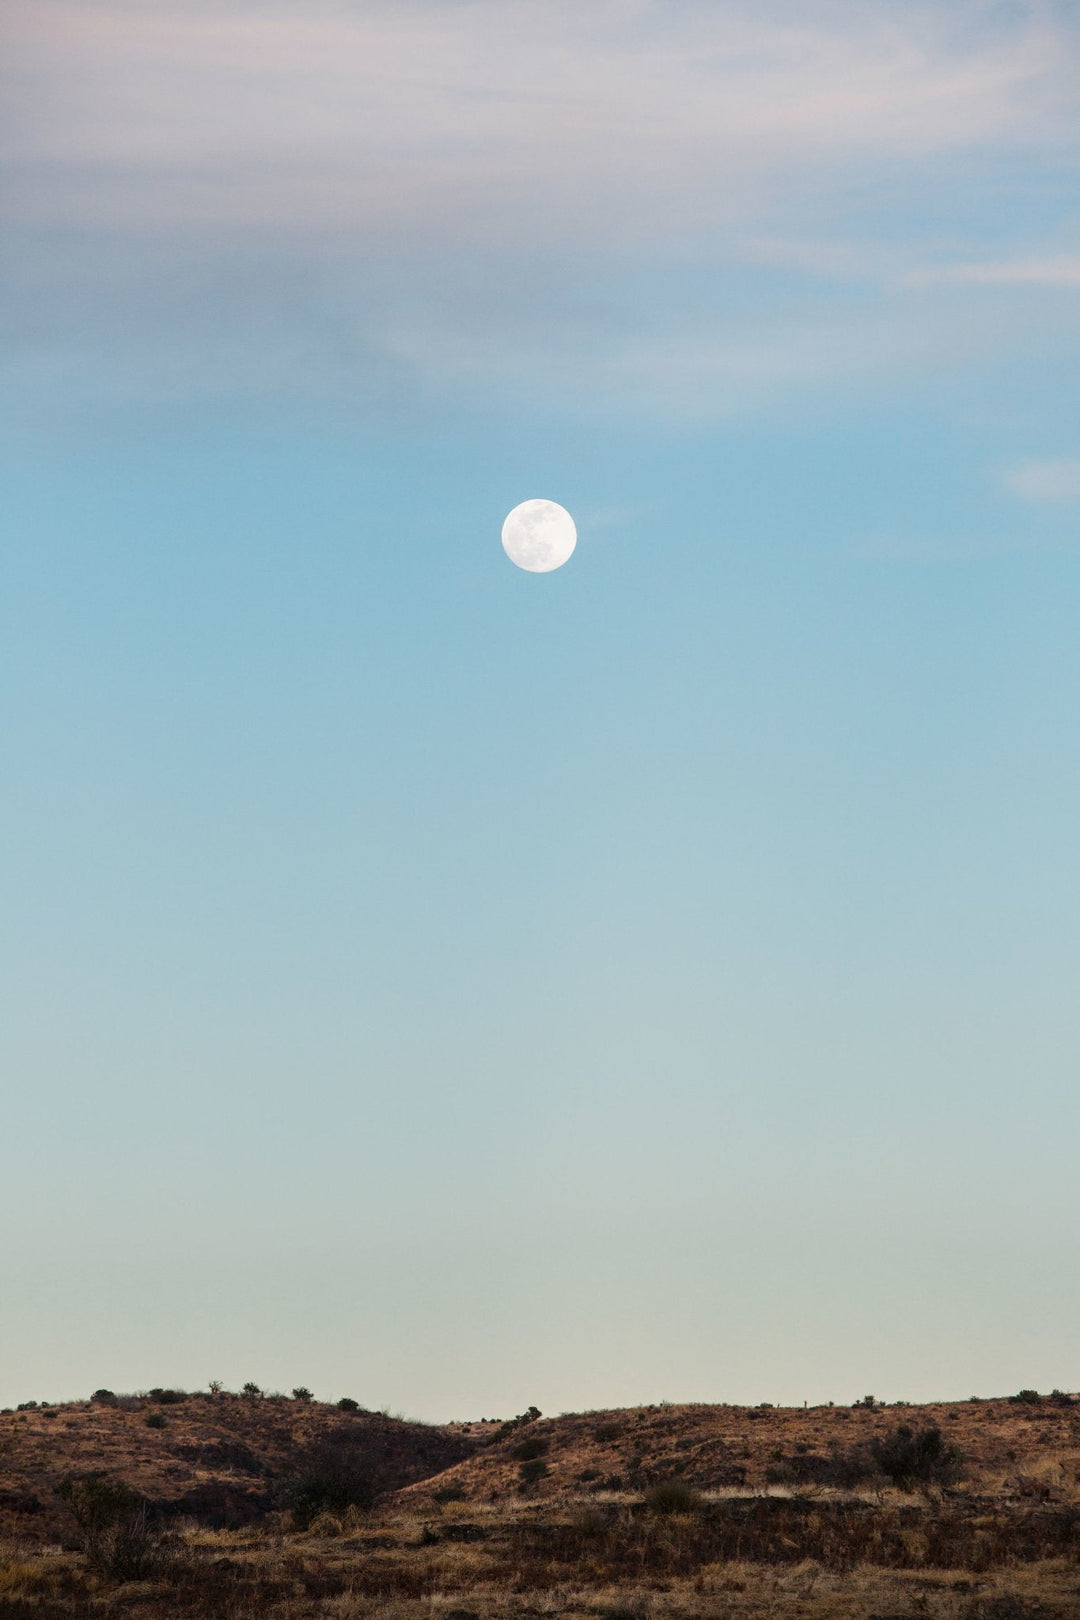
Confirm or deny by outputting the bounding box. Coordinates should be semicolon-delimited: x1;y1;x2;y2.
4;0;1077;241
1002;458;1080;501
5;1;1080;426
907;255;1080;288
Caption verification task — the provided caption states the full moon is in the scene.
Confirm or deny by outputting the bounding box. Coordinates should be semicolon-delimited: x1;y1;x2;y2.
501;499;577;573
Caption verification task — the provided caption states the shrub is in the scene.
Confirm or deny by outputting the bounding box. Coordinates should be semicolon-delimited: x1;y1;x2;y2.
241;1382;263;1400
292;1387;314;1402
148;1388;186;1405
55;1475;170;1580
518;1458;549;1488
645;1480;703;1515
144;1413;167;1430
496;1405;542;1438
593;1422;622;1443
276;1442;379;1530
90;1389;117;1407
512;1434;550;1462
432;1482;467;1503
1010;1390;1042;1405
337;1397;360;1412
871;1424;961;1489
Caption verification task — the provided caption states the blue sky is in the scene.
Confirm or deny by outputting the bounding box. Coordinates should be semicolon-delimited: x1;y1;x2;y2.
2;0;1079;1417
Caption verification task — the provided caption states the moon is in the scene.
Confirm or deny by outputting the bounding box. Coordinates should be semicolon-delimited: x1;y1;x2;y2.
501;499;577;573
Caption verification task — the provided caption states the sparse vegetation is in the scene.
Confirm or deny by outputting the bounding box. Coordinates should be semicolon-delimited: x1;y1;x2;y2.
0;1389;1076;1618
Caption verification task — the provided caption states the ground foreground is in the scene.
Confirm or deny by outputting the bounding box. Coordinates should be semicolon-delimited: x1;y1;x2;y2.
2;1389;1079;1617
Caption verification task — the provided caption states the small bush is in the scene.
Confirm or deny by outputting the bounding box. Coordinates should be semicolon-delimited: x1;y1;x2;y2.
432;1483;467;1503
148;1388;186;1405
276;1443;379;1530
1010;1389;1042;1405
593;1422;622;1443
144;1413;167;1430
241;1382;263;1400
518;1458;549;1488
337;1397;360;1412
645;1480;703;1515
90;1389;117;1407
292;1387;314;1402
871;1424;961;1489
56;1474;170;1580
511;1434;550;1462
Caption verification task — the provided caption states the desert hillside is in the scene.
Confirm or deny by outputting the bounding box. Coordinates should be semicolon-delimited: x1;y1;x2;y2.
3;1387;1078;1533
2;1386;1079;1619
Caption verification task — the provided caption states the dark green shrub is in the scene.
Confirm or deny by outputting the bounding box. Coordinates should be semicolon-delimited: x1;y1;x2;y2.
337;1397;360;1412
148;1388;186;1405
518;1458;549;1488
871;1424;961;1489
1010;1390;1041;1405
144;1413;167;1430
241;1382;263;1399
292;1387;314;1402
432;1482;467;1503
644;1480;703;1514
91;1389;117;1406
593;1421;622;1443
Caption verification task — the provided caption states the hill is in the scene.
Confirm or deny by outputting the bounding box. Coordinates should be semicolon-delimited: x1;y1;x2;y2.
2;1387;1079;1619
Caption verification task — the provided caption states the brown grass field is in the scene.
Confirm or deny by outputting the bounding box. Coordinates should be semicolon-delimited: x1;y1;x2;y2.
2;1388;1079;1618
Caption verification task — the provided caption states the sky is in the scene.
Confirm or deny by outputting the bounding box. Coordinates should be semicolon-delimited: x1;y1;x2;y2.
2;0;1079;1419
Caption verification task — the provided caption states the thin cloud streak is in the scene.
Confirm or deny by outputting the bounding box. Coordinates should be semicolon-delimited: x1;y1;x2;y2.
907;255;1080;287
1002;458;1080;501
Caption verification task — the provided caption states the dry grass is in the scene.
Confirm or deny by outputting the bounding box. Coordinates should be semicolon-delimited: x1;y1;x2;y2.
2;1392;1079;1617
